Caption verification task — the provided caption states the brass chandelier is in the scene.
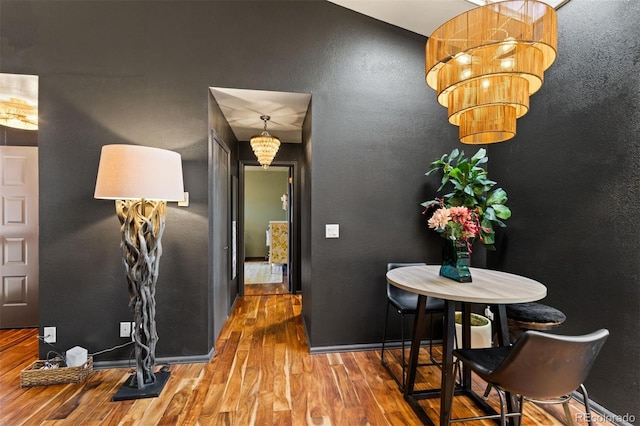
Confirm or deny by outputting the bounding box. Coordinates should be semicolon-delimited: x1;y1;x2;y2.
425;0;558;144
250;115;281;169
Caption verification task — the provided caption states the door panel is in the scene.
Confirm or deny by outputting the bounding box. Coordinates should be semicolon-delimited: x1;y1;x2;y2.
212;136;229;341
0;146;38;328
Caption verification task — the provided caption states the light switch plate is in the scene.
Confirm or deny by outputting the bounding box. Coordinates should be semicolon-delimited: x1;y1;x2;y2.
325;224;339;238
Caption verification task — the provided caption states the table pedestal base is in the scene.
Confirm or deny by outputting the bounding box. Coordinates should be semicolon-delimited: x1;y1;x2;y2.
404;298;516;426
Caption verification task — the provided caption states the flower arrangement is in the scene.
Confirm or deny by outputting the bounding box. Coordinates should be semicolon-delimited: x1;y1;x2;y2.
427;201;479;250
422;148;511;251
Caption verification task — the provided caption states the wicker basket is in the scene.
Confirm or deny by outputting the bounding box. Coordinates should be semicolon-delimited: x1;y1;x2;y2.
20;357;93;387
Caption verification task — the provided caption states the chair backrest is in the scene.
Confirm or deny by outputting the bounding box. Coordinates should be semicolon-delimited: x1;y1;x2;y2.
386;262;426;300
490;329;609;399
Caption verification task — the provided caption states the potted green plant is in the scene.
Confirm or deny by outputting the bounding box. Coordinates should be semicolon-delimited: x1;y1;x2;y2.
422;148;511;251
422;148;511;281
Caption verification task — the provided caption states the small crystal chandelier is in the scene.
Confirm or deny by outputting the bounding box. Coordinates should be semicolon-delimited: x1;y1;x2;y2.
425;0;558;144
250;115;281;169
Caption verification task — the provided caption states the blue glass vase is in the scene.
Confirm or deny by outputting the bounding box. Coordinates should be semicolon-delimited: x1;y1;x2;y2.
440;239;472;282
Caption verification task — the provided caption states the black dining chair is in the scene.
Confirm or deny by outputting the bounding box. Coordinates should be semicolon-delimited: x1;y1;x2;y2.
483;301;567;399
381;262;445;391
452;328;609;426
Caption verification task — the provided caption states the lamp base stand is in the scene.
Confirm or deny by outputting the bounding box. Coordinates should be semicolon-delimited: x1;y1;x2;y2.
112;371;170;401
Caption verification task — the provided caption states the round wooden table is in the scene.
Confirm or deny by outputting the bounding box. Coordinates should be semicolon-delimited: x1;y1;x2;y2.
386;264;547;304
386;265;547;426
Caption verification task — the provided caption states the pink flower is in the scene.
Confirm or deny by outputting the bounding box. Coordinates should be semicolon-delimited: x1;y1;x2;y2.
428;207;451;230
448;206;470;225
463;220;479;238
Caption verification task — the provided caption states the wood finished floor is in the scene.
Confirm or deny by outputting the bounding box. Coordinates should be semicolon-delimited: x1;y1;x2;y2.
0;294;613;425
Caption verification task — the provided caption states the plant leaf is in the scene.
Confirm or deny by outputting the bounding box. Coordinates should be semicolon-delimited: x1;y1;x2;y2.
421;199;440;208
492;204;511;220
470;148;486;163
486;188;508;206
483;207;497;221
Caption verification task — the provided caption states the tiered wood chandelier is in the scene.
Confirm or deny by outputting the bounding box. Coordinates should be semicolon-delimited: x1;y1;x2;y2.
426;0;558;144
250;115;281;169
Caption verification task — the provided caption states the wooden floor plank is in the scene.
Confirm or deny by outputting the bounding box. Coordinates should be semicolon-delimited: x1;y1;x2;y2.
0;292;616;425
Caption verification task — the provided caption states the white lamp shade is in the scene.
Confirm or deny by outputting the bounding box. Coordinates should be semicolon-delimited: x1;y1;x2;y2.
94;144;185;201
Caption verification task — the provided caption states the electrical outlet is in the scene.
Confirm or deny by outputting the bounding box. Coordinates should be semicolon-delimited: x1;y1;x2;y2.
119;322;131;338
44;326;56;343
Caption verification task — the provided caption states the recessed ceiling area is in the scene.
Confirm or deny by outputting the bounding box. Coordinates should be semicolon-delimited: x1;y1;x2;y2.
210;87;311;144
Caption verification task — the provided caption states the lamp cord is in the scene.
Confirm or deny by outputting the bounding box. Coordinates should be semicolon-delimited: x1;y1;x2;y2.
37;334;134;365
90;341;134;357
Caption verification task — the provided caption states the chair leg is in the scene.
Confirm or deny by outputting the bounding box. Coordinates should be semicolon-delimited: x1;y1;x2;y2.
380;301;391;364
400;311;407;390
578;384;593;426
380;302;406;391
516;395;524;426
382;306;445;392
496;389;507;426
452;321;463;385
483;383;493;399
563;400;576;426
427;312;444;366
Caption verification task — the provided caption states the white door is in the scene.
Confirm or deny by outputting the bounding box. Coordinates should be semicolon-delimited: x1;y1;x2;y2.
0;146;39;328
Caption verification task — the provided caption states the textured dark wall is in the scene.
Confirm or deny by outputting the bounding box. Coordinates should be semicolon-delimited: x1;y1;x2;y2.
300;7;449;350
485;0;640;418
1;0;637;417
1;1;215;360
0;0;447;358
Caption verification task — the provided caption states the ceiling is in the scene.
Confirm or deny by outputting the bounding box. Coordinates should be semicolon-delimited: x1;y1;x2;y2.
328;0;568;37
328;0;476;37
210;88;311;143
211;0;568;144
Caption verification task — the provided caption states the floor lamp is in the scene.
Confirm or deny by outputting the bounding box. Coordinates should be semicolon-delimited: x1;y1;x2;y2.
94;144;184;401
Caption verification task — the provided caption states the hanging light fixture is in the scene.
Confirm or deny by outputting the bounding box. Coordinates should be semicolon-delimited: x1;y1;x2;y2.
425;0;557;144
0;73;38;131
0;97;38;130
250;115;281;169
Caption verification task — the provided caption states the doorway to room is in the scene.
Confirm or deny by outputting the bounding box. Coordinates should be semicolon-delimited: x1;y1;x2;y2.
0;73;39;329
242;164;292;296
209;86;308;329
0;146;39;328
